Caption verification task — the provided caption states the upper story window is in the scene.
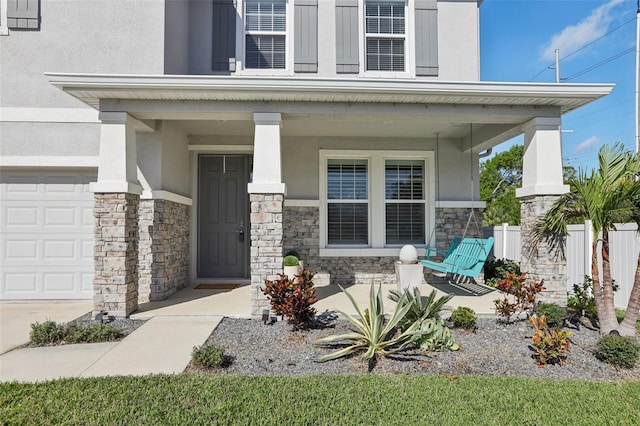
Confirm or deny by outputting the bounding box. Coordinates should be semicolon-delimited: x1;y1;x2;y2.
365;0;405;72
245;0;287;69
335;0;438;77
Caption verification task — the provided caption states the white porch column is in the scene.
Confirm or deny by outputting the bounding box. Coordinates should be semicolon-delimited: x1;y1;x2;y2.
90;112;142;194
248;112;286;195
91;112;141;318
516;117;569;198
516;116;569;305
248;112;285;319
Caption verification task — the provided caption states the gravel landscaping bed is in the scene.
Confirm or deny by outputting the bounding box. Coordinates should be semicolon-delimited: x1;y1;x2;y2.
71;312;147;336
191;315;640;381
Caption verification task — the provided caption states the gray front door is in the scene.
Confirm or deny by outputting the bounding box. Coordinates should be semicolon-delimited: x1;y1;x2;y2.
198;155;249;278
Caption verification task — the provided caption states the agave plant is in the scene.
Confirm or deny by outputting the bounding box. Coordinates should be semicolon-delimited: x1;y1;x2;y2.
388;287;453;330
315;284;427;362
389;288;458;351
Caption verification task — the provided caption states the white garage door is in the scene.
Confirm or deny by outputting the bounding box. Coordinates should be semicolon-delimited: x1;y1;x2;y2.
0;170;95;300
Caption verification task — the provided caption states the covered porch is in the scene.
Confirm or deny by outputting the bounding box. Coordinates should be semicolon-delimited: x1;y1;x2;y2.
46;74;613;318
129;281;497;320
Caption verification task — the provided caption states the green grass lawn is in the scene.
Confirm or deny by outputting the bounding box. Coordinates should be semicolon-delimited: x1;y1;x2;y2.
1;374;639;425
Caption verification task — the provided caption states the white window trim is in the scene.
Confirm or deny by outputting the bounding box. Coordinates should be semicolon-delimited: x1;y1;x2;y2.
235;0;294;76
360;0;415;78
319;149;435;257
0;0;8;36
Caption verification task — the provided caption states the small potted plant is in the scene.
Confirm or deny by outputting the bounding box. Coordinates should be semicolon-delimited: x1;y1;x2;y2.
285;249;304;270
283;254;301;279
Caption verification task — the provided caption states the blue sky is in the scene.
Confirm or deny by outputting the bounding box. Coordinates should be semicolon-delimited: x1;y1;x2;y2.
479;0;638;171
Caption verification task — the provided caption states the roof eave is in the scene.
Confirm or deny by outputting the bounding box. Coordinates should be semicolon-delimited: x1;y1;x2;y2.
45;73;614;114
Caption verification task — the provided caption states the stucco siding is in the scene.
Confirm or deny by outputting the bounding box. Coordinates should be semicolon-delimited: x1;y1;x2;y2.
161;122;190;196
0;0;166;109
165;0;191;75
0;122;100;157
437;0;480;81
138;122;190;197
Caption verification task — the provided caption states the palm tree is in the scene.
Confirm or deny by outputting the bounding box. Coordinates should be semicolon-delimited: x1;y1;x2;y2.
532;143;640;336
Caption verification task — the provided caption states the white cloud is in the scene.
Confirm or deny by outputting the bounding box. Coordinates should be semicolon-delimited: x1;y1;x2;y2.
574;136;600;153
541;0;624;61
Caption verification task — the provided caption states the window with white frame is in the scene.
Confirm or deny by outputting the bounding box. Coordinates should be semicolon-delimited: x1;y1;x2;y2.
384;160;425;244
365;0;405;72
321;151;432;251
245;0;287;69
327;159;369;245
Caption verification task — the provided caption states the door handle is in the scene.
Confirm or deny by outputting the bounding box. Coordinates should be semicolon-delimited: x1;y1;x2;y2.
237;221;245;242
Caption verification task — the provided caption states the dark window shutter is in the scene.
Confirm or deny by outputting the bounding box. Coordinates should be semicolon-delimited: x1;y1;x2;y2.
335;0;359;74
212;0;237;72
7;0;40;30
415;0;438;76
294;0;318;73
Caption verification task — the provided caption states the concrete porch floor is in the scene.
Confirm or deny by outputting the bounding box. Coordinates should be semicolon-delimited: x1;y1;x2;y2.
131;280;497;320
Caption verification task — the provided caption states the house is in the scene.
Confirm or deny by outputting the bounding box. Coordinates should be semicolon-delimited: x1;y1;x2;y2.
0;0;613;317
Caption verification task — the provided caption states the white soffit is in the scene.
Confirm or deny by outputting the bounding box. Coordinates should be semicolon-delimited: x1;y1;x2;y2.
45;73;614;114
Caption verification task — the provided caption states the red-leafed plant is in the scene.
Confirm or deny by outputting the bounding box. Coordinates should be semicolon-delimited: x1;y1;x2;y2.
530;315;572;367
263;269;318;328
494;272;545;321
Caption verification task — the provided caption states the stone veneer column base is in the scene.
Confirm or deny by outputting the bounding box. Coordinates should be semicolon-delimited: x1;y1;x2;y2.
520;195;567;305
138;199;190;303
93;193;139;318
250;194;284;318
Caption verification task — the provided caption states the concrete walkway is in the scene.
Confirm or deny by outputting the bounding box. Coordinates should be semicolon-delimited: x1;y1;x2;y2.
0;315;221;383
1;301;92;354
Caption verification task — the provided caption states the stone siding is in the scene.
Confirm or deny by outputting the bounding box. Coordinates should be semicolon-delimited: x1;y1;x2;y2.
138;199;190;303
93;193;139;318
250;194;284;318
283;206;485;286
520;195;567;305
431;207;485;284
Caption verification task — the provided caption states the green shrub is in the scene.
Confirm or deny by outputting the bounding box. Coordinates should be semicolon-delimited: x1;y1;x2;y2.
567;276;598;318
417;318;459;351
483;258;521;287
451;306;477;329
534;303;566;330
29;320;65;346
283;255;299;267
596;335;640;369
191;344;230;368
530;315;572;367
65;322;123;343
263;270;317;327
284;250;300;259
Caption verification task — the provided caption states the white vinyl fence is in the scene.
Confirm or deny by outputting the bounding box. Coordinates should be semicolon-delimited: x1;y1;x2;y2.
483;222;640;309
